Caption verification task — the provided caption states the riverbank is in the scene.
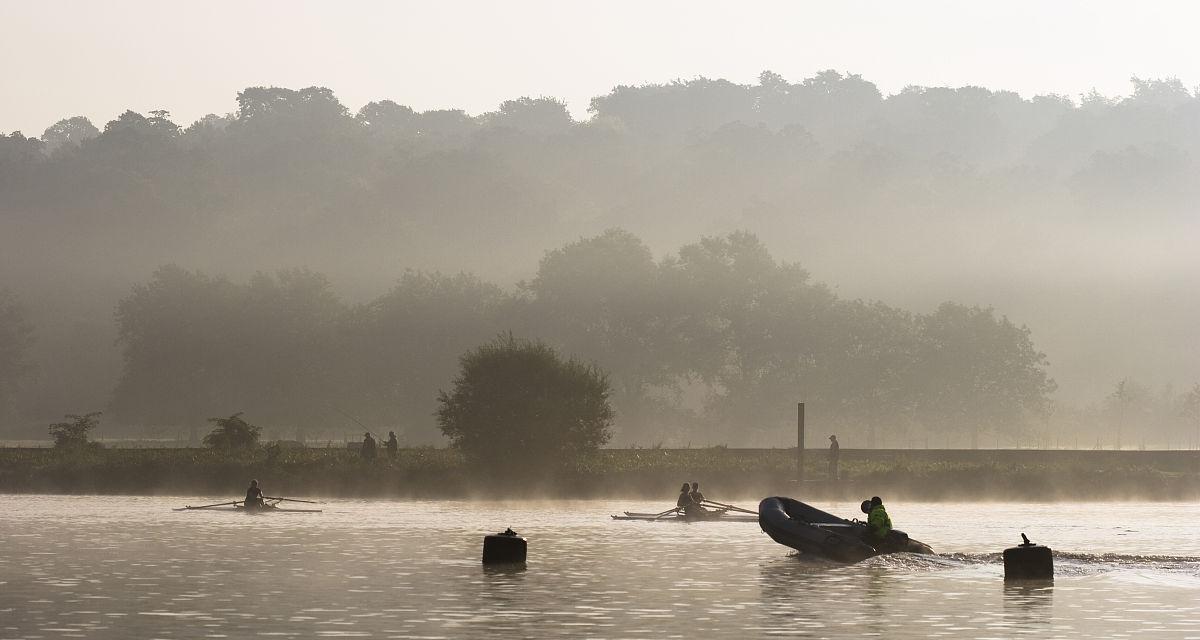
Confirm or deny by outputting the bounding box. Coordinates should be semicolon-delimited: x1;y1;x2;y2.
1;447;1197;500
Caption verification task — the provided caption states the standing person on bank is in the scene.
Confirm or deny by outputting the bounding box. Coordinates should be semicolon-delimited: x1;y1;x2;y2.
828;434;840;480
361;432;377;460
385;431;399;459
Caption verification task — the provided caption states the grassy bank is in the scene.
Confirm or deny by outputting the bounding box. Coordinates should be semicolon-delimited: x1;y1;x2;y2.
0;447;1197;501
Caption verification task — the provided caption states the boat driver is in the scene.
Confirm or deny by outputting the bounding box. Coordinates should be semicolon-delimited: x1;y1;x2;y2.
861;496;892;545
245;479;265;510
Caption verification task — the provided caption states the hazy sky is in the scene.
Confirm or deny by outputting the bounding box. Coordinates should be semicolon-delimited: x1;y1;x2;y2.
2;0;1199;134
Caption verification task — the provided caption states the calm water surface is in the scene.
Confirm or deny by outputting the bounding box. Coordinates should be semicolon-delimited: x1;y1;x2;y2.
1;496;1198;639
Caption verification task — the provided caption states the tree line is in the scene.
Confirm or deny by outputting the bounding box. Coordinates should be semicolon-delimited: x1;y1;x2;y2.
2;71;1198;439
4;230;1198;447
100;230;1053;446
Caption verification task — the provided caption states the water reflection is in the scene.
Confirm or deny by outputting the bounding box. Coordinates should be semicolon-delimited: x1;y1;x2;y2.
1002;581;1054;625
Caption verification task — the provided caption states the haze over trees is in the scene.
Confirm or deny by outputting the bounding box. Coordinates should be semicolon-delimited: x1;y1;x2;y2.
98;230;1054;448
1;71;1197;447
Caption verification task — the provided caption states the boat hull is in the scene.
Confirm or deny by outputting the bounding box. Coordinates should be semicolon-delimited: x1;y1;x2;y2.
612;510;757;523
758;497;933;562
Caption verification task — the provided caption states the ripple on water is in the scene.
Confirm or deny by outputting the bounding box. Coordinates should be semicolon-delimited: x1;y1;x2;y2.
2;497;1200;639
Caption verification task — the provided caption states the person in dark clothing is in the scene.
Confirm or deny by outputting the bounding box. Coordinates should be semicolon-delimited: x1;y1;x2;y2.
244;479;264;510
683;481;707;517
828;435;840;480
385;431;399;459
361;432;377;460
676;483;693;511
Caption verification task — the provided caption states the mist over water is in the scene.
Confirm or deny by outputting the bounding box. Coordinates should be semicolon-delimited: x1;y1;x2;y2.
1;496;1197;639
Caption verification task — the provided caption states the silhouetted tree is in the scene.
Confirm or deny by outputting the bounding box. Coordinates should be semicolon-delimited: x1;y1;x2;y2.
41;116;99;154
49;411;102;449
203;412;261;450
436;335;613;470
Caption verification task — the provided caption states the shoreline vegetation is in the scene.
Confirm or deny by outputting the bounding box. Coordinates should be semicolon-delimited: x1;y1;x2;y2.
1;447;1197;501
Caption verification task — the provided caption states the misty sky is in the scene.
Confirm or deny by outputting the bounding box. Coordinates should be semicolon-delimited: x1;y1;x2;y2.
3;0;1199;134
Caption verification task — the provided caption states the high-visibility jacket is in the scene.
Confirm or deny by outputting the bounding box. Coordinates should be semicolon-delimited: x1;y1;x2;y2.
868;504;892;539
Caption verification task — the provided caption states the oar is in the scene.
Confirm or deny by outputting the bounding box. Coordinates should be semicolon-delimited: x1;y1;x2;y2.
173;501;239;511
701;500;756;515
653;508;682;520
263;496;321;504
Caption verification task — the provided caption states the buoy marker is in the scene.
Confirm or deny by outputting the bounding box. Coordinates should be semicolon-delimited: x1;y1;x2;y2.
1003;532;1053;581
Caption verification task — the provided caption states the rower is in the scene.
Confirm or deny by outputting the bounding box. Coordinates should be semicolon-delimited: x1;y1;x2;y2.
676;482;693;512
245;479;265;510
684;481;707;517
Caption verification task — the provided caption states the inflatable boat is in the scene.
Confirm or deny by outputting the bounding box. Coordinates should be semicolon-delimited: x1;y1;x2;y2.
758;496;933;562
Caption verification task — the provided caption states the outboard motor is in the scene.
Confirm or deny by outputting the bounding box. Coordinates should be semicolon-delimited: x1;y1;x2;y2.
1003;533;1053;581
483;528;527;564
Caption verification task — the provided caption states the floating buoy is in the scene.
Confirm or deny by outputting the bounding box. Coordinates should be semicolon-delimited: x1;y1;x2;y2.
1003;532;1053;581
482;528;527;564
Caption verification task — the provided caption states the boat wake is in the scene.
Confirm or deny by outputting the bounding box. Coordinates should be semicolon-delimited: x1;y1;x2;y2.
872;550;1200;580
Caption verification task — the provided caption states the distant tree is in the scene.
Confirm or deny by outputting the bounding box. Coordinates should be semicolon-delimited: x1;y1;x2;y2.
41;116;99;153
486;97;573;135
202;412;261;450
0;131;45;165
49;412;102;449
112;265;242;434
912;303;1056;447
357;100;417;136
1106;378;1151;449
660;231;838;442
0;289;35;417
436;335;613;470
413;109;478;138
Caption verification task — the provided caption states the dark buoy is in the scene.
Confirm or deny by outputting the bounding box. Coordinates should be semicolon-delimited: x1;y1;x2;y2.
482;528;527;564
1003;533;1053;581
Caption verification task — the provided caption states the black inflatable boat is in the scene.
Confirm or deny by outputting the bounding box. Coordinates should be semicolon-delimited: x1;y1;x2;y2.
758;497;933;562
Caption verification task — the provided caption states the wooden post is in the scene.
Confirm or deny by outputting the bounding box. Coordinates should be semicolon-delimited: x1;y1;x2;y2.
796;402;805;480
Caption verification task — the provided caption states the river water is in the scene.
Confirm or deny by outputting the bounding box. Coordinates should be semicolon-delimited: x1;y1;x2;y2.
1;496;1197;639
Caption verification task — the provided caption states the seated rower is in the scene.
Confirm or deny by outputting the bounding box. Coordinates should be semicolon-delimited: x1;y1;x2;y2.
682;481;707;517
676;482;693;512
245;479;265;510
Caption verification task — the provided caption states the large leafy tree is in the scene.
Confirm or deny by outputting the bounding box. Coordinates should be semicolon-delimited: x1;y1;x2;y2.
343;270;506;441
912;303;1056;447
436;335;613;470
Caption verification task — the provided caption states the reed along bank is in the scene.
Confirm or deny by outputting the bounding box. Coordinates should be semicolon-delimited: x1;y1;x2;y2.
1;447;1197;501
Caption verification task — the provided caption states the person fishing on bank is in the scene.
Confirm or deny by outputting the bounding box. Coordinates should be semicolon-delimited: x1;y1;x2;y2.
828;434;840;481
245;479;265;510
361;432;377;460
385;431;399;459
